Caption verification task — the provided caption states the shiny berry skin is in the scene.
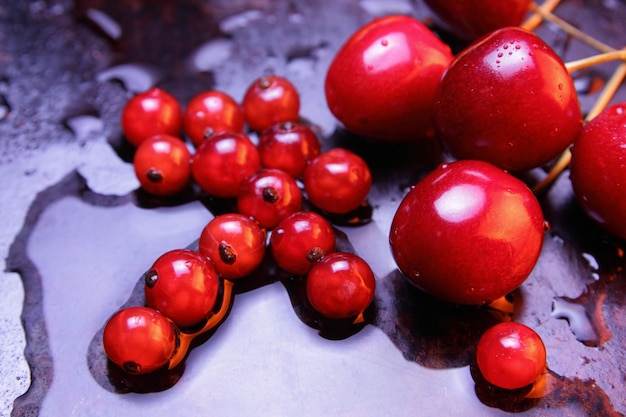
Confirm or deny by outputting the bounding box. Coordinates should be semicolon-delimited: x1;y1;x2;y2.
303;148;372;214
476;322;547;390
270;211;336;275
183;90;245;147
103;307;178;375
191;131;260;198
237;168;303;229
389;160;545;305
198;213;266;280
121;88;182;147
144;249;220;328
433;27;583;172
133;134;191;196
325;15;453;141
306;252;376;320
570;102;626;240
423;0;532;42
258;121;321;178
242;75;300;132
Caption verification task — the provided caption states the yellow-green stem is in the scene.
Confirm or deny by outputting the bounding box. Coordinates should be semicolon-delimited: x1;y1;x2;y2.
565;49;626;73
521;0;561;31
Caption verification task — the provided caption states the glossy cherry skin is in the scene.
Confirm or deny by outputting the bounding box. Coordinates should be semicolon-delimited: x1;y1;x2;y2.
389;160;545;305
133;134;191;196
306;252;376;320
423;0;532;42
476;322;547;390
242;75;300;132
144;249;220;328
191;131;260;198
237;168;303;229
433;27;583;172
325;15;453;141
183;90;245;147
121;88;182;147
303;148;372;214
270;211;336;275
258;121;321;178
103;307;178;375
198;213;266;280
570;102;626;240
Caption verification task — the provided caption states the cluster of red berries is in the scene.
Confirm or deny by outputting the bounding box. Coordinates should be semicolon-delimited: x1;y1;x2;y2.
103;75;376;375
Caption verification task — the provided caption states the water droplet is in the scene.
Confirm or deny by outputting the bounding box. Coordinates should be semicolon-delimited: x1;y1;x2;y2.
497;52;503;58
85;8;121;41
381;39;388;46
367;64;374;71
515;44;521;50
63;114;104;141
495;60;501;64
503;44;509;49
508;51;513;55
95;63;161;93
219;10;264;33
188;38;233;72
558;83;564;90
552;298;600;347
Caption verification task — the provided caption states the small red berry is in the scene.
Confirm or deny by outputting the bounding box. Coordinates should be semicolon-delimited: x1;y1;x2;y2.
133;134;191;196
258;121;321;178
242;75;300;132
121;88;182;147
183;90;245;147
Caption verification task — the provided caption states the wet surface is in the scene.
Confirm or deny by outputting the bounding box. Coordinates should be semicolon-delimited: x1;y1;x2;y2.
1;0;626;416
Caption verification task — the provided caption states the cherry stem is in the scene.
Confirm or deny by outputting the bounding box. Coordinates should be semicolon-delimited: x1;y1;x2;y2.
168;279;235;370
520;0;561;31
527;2;616;53
532;60;626;194
565;49;626;73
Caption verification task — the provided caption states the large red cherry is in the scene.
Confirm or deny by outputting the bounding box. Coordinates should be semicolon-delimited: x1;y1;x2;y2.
325;15;453;141
423;0;532;42
389;160;545;305
433;27;582;172
570;102;626;240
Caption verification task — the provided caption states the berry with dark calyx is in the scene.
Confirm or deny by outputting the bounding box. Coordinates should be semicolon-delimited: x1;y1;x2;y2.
270;211;336;275
433;27;583;172
258;121;321;178
389;160;545;305
183;90;245;147
243;75;300;132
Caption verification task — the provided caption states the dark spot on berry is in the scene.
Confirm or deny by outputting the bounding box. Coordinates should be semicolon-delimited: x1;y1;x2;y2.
219;242;237;265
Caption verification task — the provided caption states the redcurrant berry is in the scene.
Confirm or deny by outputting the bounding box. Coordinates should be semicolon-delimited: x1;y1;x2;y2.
270;211;336;275
121;88;182;147
191;131;260;198
306;252;376;320
258;121;321;178
183;90;245;147
103;307;178;375
242;75;300;132
198;213;266;280
133;134;191;197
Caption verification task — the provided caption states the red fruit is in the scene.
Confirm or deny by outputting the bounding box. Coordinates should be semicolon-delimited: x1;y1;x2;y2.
191;131;260;198
433;27;583;172
121;88;182;147
103;307;178;375
570;102;626;240
242;75;300;132
389;160;545;305
423;0;532;42
237;168;303;229
144;249;220;328
270;211;336;275
183;90;245;147
306;252;376;320
133;134;191;196
198;213;266;280
258;121;321;178
303;148;372;214
476;322;547;390
325;15;453;141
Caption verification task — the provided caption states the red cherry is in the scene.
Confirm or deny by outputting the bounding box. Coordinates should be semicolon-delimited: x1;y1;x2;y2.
570;102;626;240
242;75;300;132
237;168;303;229
389;160;545;305
198;213;266;280
258;121;321;178
144;249;220;328
325;15;453;141
306;252;376;320
433;27;583;172
270;211;336;275
183;90;245;147
133;134;191;196
103;307;178;375
303;148;372;215
121;88;182;147
191;131;260;198
423;0;532;42
476;322;547;390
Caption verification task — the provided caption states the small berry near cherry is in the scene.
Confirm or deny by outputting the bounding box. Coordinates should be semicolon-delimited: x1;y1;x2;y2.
183;90;245;147
258;121;321;178
242;75;300;132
